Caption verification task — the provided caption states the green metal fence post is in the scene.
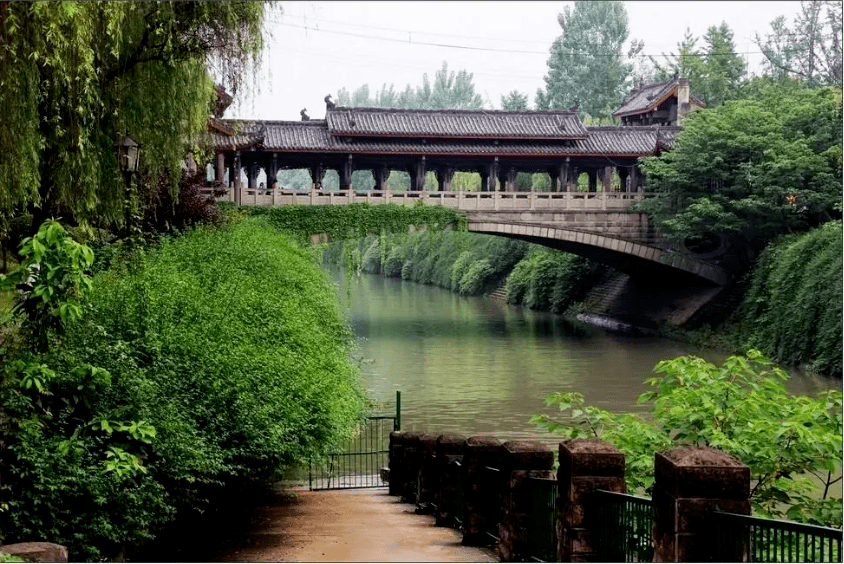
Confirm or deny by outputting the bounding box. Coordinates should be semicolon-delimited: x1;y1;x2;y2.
395;390;401;431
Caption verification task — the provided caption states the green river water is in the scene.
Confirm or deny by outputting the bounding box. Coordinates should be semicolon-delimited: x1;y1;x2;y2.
332;270;835;447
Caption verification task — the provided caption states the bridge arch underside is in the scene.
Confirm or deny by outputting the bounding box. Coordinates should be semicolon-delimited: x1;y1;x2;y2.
467;221;729;286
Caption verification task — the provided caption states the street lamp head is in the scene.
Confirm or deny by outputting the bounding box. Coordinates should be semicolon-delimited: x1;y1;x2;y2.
115;135;141;173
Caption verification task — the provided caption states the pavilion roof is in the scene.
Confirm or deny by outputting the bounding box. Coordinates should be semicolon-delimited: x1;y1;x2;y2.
211;119;678;158
613;76;705;118
325;107;589;140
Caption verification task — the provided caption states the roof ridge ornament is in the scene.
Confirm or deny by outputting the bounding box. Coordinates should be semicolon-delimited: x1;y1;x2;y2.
325;94;335;110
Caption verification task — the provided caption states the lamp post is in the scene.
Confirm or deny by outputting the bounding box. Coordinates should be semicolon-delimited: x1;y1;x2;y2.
115;135;141;237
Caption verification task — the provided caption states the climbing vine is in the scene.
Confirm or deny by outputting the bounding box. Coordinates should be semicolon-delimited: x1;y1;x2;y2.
251;203;466;244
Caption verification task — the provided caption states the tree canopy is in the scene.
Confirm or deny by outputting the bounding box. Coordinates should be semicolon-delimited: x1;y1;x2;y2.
650;24;746;107
536;1;632;119
756;0;842;88
336;61;483;110
638;80;842;259
0;2;266;226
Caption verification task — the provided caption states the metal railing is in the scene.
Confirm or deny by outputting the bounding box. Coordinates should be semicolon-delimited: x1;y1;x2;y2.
713;511;843;563
527;477;558;562
593;489;654;562
484;465;502;543
309;414;397;490
451;458;465;528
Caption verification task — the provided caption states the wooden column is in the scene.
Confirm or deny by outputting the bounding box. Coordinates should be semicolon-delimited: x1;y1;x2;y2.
618;167;630;192
482;158;499;192
410;157;426;191
374;165;390;192
267;154;278;190
309;163;326;191
587;168;597;192
215;152;226;187
502;166;517;192
437;166;455;192
340;154;354;190
233;151;242;205
602;166;613;192
247;160;258;190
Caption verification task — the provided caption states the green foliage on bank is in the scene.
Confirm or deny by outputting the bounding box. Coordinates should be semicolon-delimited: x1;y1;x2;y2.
0;219;364;560
740;221;843;378
505;248;606;313
534;351;843;527
327;230;529;295
327;229;604;316
252;203;465;243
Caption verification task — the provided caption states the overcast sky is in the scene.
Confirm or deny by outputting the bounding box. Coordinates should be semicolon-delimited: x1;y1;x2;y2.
227;1;804;121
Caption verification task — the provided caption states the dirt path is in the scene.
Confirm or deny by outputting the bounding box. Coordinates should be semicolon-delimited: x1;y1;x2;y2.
213;486;497;562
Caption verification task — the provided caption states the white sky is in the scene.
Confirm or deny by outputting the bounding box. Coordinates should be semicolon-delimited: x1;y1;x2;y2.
227;1;805;121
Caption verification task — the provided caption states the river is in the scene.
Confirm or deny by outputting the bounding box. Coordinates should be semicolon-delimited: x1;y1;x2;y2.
332;270;834;447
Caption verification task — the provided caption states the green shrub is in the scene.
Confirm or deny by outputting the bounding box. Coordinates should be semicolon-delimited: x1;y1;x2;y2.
0;219;364;559
457;259;494;295
505;248;604;313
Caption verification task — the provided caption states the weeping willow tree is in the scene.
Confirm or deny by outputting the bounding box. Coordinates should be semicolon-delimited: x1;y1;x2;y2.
0;2;267;230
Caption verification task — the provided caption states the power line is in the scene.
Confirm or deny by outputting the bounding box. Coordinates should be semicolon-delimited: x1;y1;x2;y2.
271;19;771;59
275;11;554;46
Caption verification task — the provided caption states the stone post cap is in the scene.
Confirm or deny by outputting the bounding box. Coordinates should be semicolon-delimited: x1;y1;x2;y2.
436;433;466;446
419;434;438;452
502;440;554;470
561;438;622;455
465;436;504;452
559;439;625;478
389;430;407;443
655;446;750;498
0;542;68;563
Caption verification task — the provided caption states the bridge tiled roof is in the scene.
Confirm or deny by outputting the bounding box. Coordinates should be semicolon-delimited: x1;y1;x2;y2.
613;77;705;118
325;107;588;140
210;120;679;158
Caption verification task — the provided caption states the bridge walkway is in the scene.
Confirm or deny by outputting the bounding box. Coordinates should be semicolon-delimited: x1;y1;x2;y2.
212;485;496;562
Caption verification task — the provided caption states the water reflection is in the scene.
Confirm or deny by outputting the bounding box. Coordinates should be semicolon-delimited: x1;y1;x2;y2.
332;270;836;446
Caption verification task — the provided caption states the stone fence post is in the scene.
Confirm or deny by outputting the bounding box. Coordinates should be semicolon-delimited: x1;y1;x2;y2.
557;439;626;562
652;446;750;562
462;436;505;546
498;440;555;562
401;431;423;503
388;431;405;497
435;433;466;527
416;434;438;513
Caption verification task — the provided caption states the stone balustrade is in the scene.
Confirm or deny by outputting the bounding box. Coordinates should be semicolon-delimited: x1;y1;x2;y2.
201;186;648;212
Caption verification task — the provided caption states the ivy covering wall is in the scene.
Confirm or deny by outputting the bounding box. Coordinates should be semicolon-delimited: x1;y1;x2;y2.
740;220;843;377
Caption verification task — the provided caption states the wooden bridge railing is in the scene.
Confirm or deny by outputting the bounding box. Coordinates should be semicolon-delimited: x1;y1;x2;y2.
202;187;649;212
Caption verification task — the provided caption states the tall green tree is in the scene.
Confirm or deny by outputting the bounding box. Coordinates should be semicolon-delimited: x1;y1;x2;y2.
0;2;266;227
651;24;746;107
500;90;529;110
756;0;842;87
536;1;632;118
337;62;483;110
